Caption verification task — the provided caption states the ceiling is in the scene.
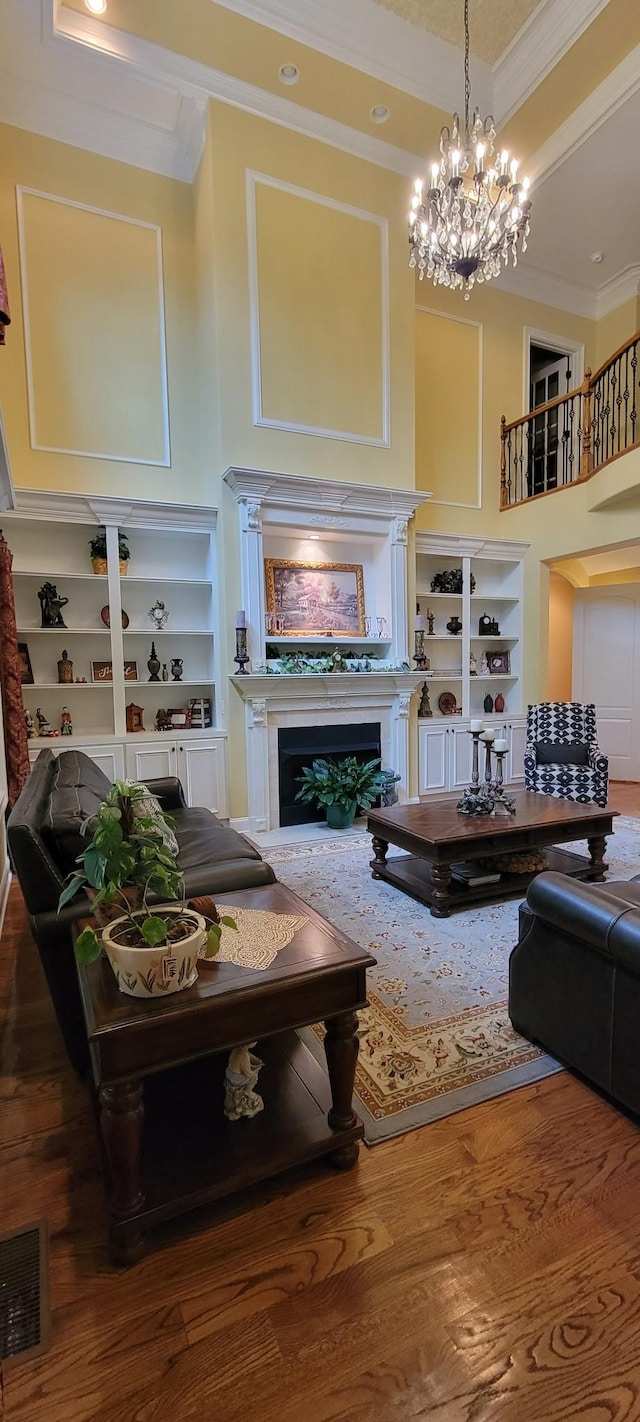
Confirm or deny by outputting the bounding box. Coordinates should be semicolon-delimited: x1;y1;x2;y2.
0;0;638;319
370;0;543;64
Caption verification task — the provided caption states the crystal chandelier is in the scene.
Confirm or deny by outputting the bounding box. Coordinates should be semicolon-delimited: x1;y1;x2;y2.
408;0;532;299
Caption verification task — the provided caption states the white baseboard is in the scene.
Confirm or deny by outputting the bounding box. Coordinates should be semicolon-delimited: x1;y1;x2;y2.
229;816;255;834
0;862;12;939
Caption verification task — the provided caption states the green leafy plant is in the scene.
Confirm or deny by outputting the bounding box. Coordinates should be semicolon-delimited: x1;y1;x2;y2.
296;755;388;814
58;780;235;964
89;528;130;561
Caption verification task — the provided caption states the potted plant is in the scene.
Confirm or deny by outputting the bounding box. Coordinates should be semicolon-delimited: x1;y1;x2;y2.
58;781;235;997
296;755;389;830
89;528;131;576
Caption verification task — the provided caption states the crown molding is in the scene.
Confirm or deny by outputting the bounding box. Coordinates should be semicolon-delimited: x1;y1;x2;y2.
224;467;430;519
485;261;597;319
494;0;611;126
595;265;640;320
211;0;492;116
11;488;218;529
528;44;640;187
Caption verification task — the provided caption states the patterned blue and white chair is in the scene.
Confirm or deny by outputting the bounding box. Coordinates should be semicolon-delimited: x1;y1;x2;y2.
524;702;609;808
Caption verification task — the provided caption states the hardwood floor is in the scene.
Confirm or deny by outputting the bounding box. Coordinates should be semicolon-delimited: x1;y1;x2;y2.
1;782;639;1421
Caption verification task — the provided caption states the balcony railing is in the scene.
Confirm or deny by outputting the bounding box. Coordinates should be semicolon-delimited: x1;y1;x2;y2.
500;330;639;508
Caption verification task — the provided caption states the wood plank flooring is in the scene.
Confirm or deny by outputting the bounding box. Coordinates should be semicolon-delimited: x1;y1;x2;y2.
1;782;639;1421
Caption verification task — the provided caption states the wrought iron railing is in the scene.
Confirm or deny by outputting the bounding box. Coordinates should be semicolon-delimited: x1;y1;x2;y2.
500;330;639;508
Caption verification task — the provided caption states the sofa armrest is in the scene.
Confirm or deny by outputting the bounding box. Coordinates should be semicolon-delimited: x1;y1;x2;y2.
146;776;187;811
587;744;608;773
524;742;537;772
526;871;640;971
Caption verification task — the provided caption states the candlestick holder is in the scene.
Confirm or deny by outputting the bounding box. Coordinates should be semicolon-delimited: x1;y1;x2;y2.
413;628;429;671
234;625;250;675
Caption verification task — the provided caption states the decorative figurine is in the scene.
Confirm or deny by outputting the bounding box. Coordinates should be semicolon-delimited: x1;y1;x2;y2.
480;651;490;675
38;582;68;628
147;642;161;682
60;706;73;735
470;651;477;676
418;683;433;718
483;693;494;714
25;708;36;738
35;707;52;736
223;1044;264;1121
170;658;183;682
126;703;145;733
57;649;73;684
426;609;435;636
148;600;169;630
155;708;173;732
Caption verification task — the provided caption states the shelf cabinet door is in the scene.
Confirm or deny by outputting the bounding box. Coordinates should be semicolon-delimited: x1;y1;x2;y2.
449;725;473;790
418;725;449;794
177;740;228;817
125;742;176;785
507;719;527;785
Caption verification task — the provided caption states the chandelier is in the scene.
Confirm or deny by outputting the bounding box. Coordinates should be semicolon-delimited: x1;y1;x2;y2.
408;0;532;298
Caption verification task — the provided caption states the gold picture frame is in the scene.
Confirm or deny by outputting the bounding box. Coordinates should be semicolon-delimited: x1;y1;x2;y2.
264;559;365;637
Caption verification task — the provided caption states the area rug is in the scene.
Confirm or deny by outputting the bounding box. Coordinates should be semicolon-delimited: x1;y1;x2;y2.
266;817;640;1142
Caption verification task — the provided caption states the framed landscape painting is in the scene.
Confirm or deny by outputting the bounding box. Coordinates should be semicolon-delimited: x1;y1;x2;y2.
265;559;365;636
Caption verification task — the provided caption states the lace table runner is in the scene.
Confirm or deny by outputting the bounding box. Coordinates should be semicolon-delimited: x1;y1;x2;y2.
198;906;308;971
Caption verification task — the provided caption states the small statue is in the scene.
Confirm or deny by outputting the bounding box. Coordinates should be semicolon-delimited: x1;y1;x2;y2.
148;600;169;630
25;708;36;738
418;683;433;718
480;651;490;676
470;652;477;676
224;1044;264;1121
57;649;73;684
155;708;172;732
38;582;68;628
36;707;52;736
426;609;435;635
60;706;73;735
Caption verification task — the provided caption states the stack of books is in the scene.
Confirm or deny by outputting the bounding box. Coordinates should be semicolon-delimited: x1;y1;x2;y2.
451;861;502;888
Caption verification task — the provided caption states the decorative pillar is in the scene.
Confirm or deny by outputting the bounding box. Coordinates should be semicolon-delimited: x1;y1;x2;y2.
390;517;409;665
238;498;265;668
392;690;412;803
246;697;269;832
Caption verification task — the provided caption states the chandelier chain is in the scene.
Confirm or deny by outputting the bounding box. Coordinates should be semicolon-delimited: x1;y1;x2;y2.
464;0;470;140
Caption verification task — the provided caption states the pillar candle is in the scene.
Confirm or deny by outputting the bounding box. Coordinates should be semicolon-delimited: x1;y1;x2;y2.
479;729;495;741
415;615;426;631
235;611;246;628
470;719;484;732
494;739;508;752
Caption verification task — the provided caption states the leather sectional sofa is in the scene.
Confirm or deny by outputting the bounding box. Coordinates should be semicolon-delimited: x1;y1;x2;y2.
8;748;276;1073
510;869;640;1116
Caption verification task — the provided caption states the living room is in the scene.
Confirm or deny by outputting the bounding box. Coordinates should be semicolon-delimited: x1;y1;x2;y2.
0;0;639;1417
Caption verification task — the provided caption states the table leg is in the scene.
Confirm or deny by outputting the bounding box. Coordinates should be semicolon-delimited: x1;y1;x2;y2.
430;862;452;917
588;834;607;880
99;1079;146;1265
324;1010;360;1168
370;836;389;878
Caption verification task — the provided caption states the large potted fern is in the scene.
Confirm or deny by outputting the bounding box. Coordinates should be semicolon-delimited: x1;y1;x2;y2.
296;755;389;829
58;781;234;996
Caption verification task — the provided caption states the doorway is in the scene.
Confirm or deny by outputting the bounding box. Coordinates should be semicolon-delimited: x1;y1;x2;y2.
524;330;585;497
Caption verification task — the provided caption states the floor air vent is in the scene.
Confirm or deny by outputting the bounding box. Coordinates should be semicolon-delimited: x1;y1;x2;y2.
0;1221;50;1365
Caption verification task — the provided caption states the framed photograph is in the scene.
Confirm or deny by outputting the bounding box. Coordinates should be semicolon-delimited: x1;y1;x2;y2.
124;661;138;682
91;660;113;682
17;642;34;685
487;651;511;675
264;559;365;637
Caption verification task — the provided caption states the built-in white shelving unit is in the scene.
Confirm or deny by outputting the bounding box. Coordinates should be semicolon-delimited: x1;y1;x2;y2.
6;493;229;815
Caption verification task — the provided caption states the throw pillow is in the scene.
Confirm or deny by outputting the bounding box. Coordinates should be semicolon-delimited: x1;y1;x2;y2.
535;741;589;766
128;783;180;857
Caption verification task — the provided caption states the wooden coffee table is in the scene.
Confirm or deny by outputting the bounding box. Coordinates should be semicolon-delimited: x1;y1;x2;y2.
75;881;375;1264
367;792;618;918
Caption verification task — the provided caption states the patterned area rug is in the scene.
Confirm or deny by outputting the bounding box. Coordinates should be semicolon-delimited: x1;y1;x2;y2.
266;818;640;1142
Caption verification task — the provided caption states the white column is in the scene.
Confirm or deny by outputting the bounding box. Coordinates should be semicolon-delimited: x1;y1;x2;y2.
390;517;409;664
392;689;412;802
246;698;269;832
238;498;265;670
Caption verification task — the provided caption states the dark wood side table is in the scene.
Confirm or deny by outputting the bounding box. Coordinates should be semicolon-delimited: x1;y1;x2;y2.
75;882;375;1264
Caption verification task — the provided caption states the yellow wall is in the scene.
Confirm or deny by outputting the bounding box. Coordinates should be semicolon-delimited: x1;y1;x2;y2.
415;307;481;508
594;297;639;369
548;571;574;700
589;565;640;585
0;123;199;502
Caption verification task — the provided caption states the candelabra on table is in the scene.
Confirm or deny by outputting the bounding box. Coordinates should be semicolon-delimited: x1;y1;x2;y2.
457;725;515;816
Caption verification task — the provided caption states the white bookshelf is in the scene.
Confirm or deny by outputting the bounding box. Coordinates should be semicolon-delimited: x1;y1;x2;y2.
6;494;229;815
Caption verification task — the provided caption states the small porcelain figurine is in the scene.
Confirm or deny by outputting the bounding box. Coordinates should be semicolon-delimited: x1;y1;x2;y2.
36;707;52;736
224;1045;264;1120
25;708;36;738
480;651;490;676
470;652;477;676
60;707;73;735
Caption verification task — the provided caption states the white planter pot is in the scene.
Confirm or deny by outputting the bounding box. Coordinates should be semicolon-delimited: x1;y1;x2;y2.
101;908;207;997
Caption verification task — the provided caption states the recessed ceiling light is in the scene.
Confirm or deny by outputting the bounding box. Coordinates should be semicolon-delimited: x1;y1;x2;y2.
590;251;604;263
279;64;299;85
308;533;321;540
85;0;107;13
370;105;390;124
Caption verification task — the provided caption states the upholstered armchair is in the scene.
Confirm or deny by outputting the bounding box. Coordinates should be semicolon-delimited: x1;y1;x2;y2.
524;702;609;808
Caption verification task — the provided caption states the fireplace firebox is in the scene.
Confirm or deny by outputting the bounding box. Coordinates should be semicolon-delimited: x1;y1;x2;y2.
278;722;382;827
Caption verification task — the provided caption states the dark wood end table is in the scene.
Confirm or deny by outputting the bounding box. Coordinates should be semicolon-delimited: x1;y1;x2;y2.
367;793;618;917
75;882;375;1264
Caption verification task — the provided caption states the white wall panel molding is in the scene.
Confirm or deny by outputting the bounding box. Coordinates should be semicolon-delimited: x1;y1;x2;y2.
416;304;483;510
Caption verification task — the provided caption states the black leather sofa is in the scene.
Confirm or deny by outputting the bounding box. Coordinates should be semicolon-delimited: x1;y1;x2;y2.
510;870;640;1115
8;748;276;1072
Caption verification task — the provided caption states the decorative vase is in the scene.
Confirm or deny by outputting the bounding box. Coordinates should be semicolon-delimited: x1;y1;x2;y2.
119;560;128;576
326;801;357;830
147;642;161;681
171;658;183;682
446;615;463;635
101;908;207;998
91;556;108;575
57;649;73;684
494;692;505;713
484;693;494;713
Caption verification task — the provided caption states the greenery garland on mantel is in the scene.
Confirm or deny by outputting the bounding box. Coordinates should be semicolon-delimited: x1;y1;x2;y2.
257;648;411;675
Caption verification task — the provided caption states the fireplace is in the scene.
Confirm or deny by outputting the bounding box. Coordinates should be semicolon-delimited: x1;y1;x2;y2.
278;722;382;827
